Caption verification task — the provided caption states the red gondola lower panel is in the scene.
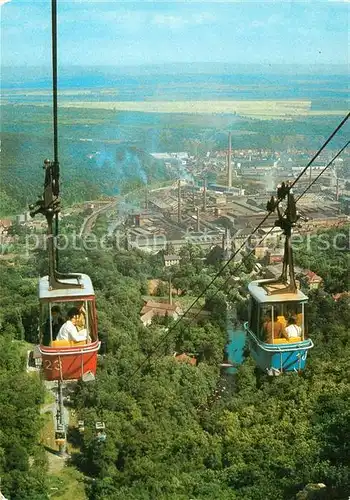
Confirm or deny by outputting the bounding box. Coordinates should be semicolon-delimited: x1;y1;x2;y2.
39;340;101;381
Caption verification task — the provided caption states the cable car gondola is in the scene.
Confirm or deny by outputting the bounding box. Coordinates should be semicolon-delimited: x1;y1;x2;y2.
95;421;106;442
55;423;66;447
29;0;100;383
244;182;313;375
38;271;100;382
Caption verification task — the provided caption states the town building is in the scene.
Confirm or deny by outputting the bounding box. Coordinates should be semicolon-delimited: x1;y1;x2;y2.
264;264;323;290
163;254;181;267
302;270;323;290
140;300;183;326
333;292;350;302
0;219;12;235
173;353;197;366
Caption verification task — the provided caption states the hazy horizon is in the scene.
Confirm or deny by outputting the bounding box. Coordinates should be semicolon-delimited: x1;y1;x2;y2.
2;62;349;88
1;1;349;67
2;62;349;72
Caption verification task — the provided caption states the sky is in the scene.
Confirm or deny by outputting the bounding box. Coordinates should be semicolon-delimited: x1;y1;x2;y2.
1;1;349;67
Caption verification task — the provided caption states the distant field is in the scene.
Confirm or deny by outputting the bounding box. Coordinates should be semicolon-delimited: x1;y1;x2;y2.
48;100;347;119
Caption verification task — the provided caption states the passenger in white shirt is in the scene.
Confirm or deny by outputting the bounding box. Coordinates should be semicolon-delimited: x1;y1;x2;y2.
57;307;88;343
285;316;302;338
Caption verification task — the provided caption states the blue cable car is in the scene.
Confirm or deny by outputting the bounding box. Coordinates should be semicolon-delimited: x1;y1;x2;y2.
245;279;313;375
244;182;314;375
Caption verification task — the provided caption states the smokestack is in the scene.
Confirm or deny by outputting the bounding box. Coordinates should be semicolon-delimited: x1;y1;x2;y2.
336;176;339;202
169;275;172;306
227;132;232;188
196;206;200;232
203;178;207;212
177;179;181;223
222;228;231;257
145;185;148;211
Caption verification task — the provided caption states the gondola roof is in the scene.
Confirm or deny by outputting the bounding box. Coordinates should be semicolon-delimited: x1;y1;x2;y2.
248;279;308;304
39;274;95;300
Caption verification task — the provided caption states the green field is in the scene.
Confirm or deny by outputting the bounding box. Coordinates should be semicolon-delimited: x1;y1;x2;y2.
20;98;348;120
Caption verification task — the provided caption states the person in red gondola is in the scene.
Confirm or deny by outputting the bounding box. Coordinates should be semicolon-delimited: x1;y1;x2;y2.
56;307;88;343
43;305;64;345
75;302;86;332
51;305;65;338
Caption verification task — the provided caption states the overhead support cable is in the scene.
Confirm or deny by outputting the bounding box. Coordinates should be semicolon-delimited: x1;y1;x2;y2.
51;0;58;165
296;140;350;202
51;0;60;264
290;112;349;190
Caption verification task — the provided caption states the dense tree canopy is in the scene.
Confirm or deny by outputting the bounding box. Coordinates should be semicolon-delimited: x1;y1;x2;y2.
295;227;349;293
0;337;47;499
0;225;349;499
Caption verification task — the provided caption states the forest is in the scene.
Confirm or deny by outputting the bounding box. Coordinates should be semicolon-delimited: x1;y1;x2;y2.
0;224;349;500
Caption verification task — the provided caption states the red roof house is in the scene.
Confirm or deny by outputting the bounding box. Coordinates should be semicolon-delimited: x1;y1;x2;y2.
174;353;197;366
140;300;182;326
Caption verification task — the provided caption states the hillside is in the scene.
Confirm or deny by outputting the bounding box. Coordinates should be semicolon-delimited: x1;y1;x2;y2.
0;226;349;499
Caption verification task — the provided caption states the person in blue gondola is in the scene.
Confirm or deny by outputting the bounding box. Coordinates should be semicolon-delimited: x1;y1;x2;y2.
263;310;283;344
284;316;302;339
56;307;88;343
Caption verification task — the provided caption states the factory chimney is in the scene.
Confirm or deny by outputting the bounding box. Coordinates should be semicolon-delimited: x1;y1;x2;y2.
222;228;231;259
203;178;207;212
227;132;232;188
125;229;130;251
177;179;181;223
196;206;200;232
336;176;339;202
145;185;149;211
169;275;173;306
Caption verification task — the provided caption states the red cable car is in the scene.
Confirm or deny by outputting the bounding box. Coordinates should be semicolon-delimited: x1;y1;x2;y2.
38;274;100;381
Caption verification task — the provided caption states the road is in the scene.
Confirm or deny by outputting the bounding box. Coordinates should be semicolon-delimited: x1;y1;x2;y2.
78;192;135;238
79;200;118;237
78;181;178;237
